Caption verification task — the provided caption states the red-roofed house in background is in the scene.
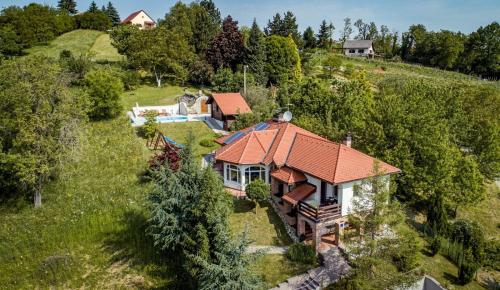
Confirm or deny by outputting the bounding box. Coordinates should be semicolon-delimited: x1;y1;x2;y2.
213;119;400;251
122;10;156;30
206;92;252;130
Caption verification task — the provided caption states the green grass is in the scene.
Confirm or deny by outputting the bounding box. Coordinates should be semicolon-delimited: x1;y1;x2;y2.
157;121;220;158
251;254;313;289
25;30;104;58
458;182;500;239
90;33;124;62
229;199;293;246
121;85;198;110
0;117;174;289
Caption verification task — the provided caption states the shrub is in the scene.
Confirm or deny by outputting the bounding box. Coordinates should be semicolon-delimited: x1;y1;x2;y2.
458;250;480;285
430;235;442;256
392;230;420;272
59;49;73;60
121;70;141;91
286;243;316;265
141;110;158;139
449;219;485;264
199;139;215;148
483;238;500;271
245;179;269;214
189;59;214;86
85;69;124;120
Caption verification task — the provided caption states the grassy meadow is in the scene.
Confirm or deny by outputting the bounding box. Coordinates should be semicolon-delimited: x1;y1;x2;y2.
25;29;104;58
90;33;124;62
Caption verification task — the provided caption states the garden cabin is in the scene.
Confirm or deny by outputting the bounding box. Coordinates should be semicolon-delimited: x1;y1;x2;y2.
206;92;252;130
213;119;400;250
122;10;156;29
343;40;375;57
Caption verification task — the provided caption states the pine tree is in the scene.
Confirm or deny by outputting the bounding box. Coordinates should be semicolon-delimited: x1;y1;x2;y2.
282;11;302;47
57;0;77;14
106;2;121;26
88;1;99;13
303;26;316;49
264;13;282;36
317;20;334;48
246;19;267;85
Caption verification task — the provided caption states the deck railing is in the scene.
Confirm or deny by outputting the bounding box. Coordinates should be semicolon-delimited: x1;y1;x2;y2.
298;201;342;223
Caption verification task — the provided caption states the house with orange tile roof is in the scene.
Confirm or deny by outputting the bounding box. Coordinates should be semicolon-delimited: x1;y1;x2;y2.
213;119;400;250
206;92;252;130
122;10;156;30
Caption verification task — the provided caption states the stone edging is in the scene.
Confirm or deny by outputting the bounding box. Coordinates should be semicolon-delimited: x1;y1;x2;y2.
268;198;300;243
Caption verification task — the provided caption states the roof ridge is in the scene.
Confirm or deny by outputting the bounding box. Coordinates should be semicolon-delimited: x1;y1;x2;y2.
217;132;248;159
238;134;253;164
253;131;267;152
332;143;342;183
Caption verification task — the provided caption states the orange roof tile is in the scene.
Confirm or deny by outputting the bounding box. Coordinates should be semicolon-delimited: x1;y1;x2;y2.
214;130;277;164
282;183;316;206
286;133;401;184
208;93;252;115
270;166;307;184
215;120;401;184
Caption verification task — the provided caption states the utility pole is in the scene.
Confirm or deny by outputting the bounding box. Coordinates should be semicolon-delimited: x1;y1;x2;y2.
243;65;247;96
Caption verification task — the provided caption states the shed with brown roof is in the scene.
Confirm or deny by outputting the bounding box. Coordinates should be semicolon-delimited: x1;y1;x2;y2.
206;93;252;130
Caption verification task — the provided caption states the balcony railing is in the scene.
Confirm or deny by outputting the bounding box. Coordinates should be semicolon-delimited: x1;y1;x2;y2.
298;201;342;223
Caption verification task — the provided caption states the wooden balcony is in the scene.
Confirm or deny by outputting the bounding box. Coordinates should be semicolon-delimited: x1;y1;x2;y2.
298;201;342;223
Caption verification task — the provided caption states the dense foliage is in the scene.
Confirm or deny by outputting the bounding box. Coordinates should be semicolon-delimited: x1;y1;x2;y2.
148;135;260;289
84;69;124;120
0;4;75;56
0;56;87;205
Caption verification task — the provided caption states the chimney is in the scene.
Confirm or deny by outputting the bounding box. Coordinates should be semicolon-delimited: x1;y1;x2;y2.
344;132;352;147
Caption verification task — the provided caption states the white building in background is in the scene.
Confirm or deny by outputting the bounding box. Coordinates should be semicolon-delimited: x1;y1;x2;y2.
343;40;375;57
121;10;156;30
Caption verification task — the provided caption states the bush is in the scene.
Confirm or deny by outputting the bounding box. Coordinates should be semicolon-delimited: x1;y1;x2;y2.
85;69;124;120
286;243;317;265
458;250;480;285
430;235;442;256
245;179;269;214
484;238;500;270
199;139;215;148
75;12;112;31
121;70;141;91
189;59;214;86
141;110;158;139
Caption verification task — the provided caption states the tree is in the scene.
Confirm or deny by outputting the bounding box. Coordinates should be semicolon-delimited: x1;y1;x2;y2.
346;164;419;289
366;22;378;39
264;35;301;84
141;110;159;139
57;0;77;14
84;69;124;120
0;56;87;206
459;21;499;78
245;19;267;85
281;11;302;47
75;12;112;31
189;58;214;86
87;1;99;13
0;25;22;56
322;55;342;77
192;2;221;54
105;2;120;26
340;17;353;42
317;20;334;48
264;13;282;36
110;24;140;55
303;26;316;49
448;155;485;216
354;19;369;40
126;26;193;87
206;15;244;71
245;179;269;214
427;192;448;235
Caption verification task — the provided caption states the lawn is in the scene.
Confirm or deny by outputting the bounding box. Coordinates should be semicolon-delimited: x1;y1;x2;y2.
251;254;313;289
229;199;293;246
121;85;199;110
157;121;220;157
25;29;103;58
0;117;174;288
90;33;124;62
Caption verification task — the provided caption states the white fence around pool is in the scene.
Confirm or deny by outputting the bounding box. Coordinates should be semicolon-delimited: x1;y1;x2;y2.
128;103;210;126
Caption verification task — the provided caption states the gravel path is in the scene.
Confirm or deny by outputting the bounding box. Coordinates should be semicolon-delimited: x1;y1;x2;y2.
246;245;289;254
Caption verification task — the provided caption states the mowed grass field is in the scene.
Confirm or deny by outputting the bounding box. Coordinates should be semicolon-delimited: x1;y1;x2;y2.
25;29;104;58
90;33;125;62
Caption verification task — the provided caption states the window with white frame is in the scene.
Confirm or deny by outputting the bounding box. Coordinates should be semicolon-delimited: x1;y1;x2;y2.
244;166;266;184
226;164;240;183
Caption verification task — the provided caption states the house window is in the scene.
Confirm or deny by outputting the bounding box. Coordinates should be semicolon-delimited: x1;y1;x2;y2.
358;49;365;53
244;166;266;185
349;49;355;53
226;164;240;183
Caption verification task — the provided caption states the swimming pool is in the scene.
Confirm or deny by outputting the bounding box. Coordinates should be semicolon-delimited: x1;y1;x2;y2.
131;115;189;126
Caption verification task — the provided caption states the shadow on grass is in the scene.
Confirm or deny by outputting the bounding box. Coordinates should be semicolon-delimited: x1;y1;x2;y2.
443;272;459;284
102;209;187;289
233;198;254;213
264;204;293;246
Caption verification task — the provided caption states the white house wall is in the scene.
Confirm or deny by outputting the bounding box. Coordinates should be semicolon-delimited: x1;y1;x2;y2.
129;11;154;29
223;162;270;191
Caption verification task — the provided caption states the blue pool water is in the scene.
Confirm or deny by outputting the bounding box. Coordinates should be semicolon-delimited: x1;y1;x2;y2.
132;115;188;126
